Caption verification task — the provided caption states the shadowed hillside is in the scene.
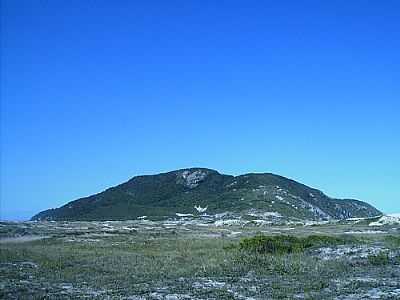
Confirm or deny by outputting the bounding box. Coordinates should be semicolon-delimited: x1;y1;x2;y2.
32;168;381;221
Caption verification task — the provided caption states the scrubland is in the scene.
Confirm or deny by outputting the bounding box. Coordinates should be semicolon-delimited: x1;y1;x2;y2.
1;219;399;299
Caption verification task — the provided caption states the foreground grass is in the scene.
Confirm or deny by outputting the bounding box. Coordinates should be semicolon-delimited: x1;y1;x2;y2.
1;227;400;299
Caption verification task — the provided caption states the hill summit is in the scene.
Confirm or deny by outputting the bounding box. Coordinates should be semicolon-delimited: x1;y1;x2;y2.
32;168;381;221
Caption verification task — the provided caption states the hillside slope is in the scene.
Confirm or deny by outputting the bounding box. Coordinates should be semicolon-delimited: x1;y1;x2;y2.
32;168;381;221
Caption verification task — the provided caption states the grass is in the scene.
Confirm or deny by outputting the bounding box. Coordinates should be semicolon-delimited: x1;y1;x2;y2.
0;233;360;298
1;222;399;299
384;235;400;249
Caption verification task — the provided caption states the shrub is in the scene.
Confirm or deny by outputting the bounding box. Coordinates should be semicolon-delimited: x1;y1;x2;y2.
239;235;302;254
302;235;345;248
239;234;346;255
368;252;390;266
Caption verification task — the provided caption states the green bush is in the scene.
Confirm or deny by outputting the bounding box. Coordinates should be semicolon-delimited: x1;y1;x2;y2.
239;235;302;254
368;252;390;266
239;234;346;255
302;235;345;248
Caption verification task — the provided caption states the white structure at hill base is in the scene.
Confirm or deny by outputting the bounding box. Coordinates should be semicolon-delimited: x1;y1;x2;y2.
194;205;208;213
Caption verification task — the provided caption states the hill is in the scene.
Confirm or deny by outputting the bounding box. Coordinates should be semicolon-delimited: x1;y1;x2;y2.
31;168;381;221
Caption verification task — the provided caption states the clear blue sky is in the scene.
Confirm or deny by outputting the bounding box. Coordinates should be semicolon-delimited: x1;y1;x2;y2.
1;1;399;220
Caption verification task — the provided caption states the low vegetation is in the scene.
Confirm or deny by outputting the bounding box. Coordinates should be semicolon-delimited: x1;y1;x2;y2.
368;252;390;266
1;221;399;299
238;234;348;254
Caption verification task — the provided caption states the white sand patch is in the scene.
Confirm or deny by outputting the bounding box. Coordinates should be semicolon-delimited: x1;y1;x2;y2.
229;231;242;236
344;230;387;235
247;210;282;218
214;219;248;226
369;215;400;226
176;213;194;217
316;245;388;260
193;279;226;289
250;220;273;226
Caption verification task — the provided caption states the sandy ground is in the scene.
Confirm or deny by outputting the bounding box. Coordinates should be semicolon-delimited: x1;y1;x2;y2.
0;235;50;244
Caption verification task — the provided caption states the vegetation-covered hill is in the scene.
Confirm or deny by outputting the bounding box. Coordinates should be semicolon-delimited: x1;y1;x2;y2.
31;168;381;221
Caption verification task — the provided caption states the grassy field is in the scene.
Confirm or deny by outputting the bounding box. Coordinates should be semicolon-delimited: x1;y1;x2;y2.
1;220;399;299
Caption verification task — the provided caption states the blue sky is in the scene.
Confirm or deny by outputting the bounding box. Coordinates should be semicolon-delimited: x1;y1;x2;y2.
1;1;399;220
